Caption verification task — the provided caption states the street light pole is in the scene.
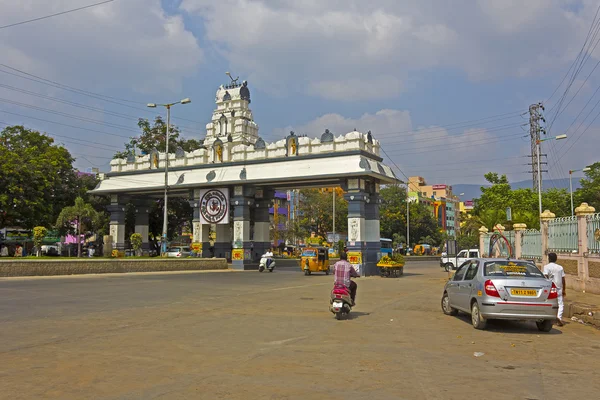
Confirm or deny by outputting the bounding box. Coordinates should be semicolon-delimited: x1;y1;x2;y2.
163;104;171;255
406;183;410;253
569;167;591;216
147;98;191;255
536;134;567;217
536;139;542;216
332;187;336;246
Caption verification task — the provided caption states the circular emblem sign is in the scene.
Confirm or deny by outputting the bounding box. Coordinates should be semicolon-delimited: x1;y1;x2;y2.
200;189;228;223
595;228;600;242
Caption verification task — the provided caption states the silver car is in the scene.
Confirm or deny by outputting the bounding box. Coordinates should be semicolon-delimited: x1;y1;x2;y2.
441;258;559;331
165;246;191;258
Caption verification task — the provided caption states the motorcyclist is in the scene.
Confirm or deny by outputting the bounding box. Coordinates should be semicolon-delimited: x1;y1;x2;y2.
332;252;359;305
264;248;274;268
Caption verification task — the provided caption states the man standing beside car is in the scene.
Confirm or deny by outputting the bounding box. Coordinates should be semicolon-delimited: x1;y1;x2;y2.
543;252;566;326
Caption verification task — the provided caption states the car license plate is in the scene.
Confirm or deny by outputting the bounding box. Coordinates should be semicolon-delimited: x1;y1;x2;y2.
332;301;343;308
510;289;537;296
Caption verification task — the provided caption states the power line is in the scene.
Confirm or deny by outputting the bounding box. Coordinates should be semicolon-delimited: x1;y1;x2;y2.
402;155;525;169
0;0;115;30
546;4;600;106
0;121;119;152
546;9;600;126
380;132;525;156
554;107;600;164
374;122;525;146
0;64;203;125
0;82;204;134
0;109;130;139
0;97;140;133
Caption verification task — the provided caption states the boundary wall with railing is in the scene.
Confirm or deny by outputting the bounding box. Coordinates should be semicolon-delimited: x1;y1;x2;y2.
479;204;600;294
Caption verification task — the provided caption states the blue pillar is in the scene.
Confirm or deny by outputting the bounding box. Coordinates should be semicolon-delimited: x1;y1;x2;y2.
133;198;152;255
231;185;255;269
189;190;211;257
364;189;381;276
107;194;128;251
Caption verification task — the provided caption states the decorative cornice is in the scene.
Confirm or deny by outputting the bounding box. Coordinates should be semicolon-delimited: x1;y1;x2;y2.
575;202;596;215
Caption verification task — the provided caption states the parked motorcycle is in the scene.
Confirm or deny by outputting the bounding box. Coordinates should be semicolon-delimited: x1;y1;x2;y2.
329;283;353;320
258;255;275;272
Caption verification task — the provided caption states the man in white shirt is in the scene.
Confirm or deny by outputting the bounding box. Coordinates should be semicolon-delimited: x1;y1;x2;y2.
543;252;566;326
264;249;274;267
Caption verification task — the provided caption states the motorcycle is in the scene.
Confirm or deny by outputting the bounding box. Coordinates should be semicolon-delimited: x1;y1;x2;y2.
329;283;354;320
258;255;275;272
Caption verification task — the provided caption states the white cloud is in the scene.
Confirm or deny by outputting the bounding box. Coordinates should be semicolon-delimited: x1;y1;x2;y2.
181;0;596;100
0;0;203;94
269;108;529;183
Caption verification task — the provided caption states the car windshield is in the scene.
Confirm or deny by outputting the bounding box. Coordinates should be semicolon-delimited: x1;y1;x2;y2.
167;248;180;252
302;250;316;257
483;261;544;278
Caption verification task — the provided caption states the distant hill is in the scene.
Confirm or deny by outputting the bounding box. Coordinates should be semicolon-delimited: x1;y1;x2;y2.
453;178;581;201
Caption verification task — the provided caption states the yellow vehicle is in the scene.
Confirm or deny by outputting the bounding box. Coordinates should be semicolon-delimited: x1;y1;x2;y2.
300;247;330;276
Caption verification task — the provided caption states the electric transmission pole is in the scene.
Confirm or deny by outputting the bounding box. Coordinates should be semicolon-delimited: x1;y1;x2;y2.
529;103;545;191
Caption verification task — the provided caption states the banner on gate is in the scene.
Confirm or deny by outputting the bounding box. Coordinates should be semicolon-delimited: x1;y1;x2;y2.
199;188;230;225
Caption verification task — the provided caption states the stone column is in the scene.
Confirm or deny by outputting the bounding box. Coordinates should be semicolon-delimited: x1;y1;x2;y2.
345;179;368;275
513;223;527;259
107;194;128;251
478;226;488;256
364;187;381;277
575;203;595;288
231;185;255;269
254;189;273;261
540;210;555;266
133;199;152;255
214;224;232;259
189;190;210;257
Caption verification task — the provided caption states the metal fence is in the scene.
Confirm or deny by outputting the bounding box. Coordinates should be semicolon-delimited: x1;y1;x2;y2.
548;216;579;253
587;213;600;254
504;230;516;255
482;231;515;257
482;234;491;256
521;229;542;260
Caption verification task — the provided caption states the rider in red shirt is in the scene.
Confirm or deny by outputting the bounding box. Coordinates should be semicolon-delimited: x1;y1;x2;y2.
333;252;359;305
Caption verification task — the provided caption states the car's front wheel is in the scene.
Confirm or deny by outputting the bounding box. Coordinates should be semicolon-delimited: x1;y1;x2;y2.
536;320;553;332
445;262;454;271
441;292;458;316
471;301;487;330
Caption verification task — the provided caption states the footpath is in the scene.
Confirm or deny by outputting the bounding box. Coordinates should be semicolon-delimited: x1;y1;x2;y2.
564;289;600;329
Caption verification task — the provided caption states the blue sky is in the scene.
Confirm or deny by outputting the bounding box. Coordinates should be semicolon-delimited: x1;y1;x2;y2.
1;0;599;186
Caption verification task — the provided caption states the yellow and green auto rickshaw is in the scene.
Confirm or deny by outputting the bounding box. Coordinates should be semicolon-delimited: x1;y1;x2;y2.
300;246;330;276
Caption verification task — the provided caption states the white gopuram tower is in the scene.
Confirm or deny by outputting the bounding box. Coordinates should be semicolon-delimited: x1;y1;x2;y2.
203;75;259;149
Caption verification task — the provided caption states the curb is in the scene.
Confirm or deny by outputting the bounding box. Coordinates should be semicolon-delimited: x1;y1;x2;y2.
564;300;600;329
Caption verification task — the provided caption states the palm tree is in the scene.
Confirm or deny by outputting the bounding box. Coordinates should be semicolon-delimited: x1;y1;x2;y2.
56;197;98;257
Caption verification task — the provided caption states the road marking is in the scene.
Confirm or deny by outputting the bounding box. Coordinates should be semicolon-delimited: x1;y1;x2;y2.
270;283;330;291
266;336;308;346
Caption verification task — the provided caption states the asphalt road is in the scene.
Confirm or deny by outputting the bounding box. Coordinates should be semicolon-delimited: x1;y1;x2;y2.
1;261;599;400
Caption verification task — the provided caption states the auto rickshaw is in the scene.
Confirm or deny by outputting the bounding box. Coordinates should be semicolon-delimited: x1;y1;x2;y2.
300;246;330;275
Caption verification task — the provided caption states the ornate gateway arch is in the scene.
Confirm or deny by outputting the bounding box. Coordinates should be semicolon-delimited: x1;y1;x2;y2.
91;79;400;275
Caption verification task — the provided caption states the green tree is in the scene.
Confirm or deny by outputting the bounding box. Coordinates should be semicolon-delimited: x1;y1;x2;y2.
32;226;47;257
409;202;442;247
472;172;573;230
56;197;99;257
456;232;478;250
0;125;80;229
114;117;203;159
380;185;407;239
297;189;347;239
146;198;192;252
130;233;143;256
575;161;600;210
392;233;406;249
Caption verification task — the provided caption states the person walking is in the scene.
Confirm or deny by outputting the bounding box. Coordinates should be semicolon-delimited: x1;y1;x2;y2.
543;252;566;326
